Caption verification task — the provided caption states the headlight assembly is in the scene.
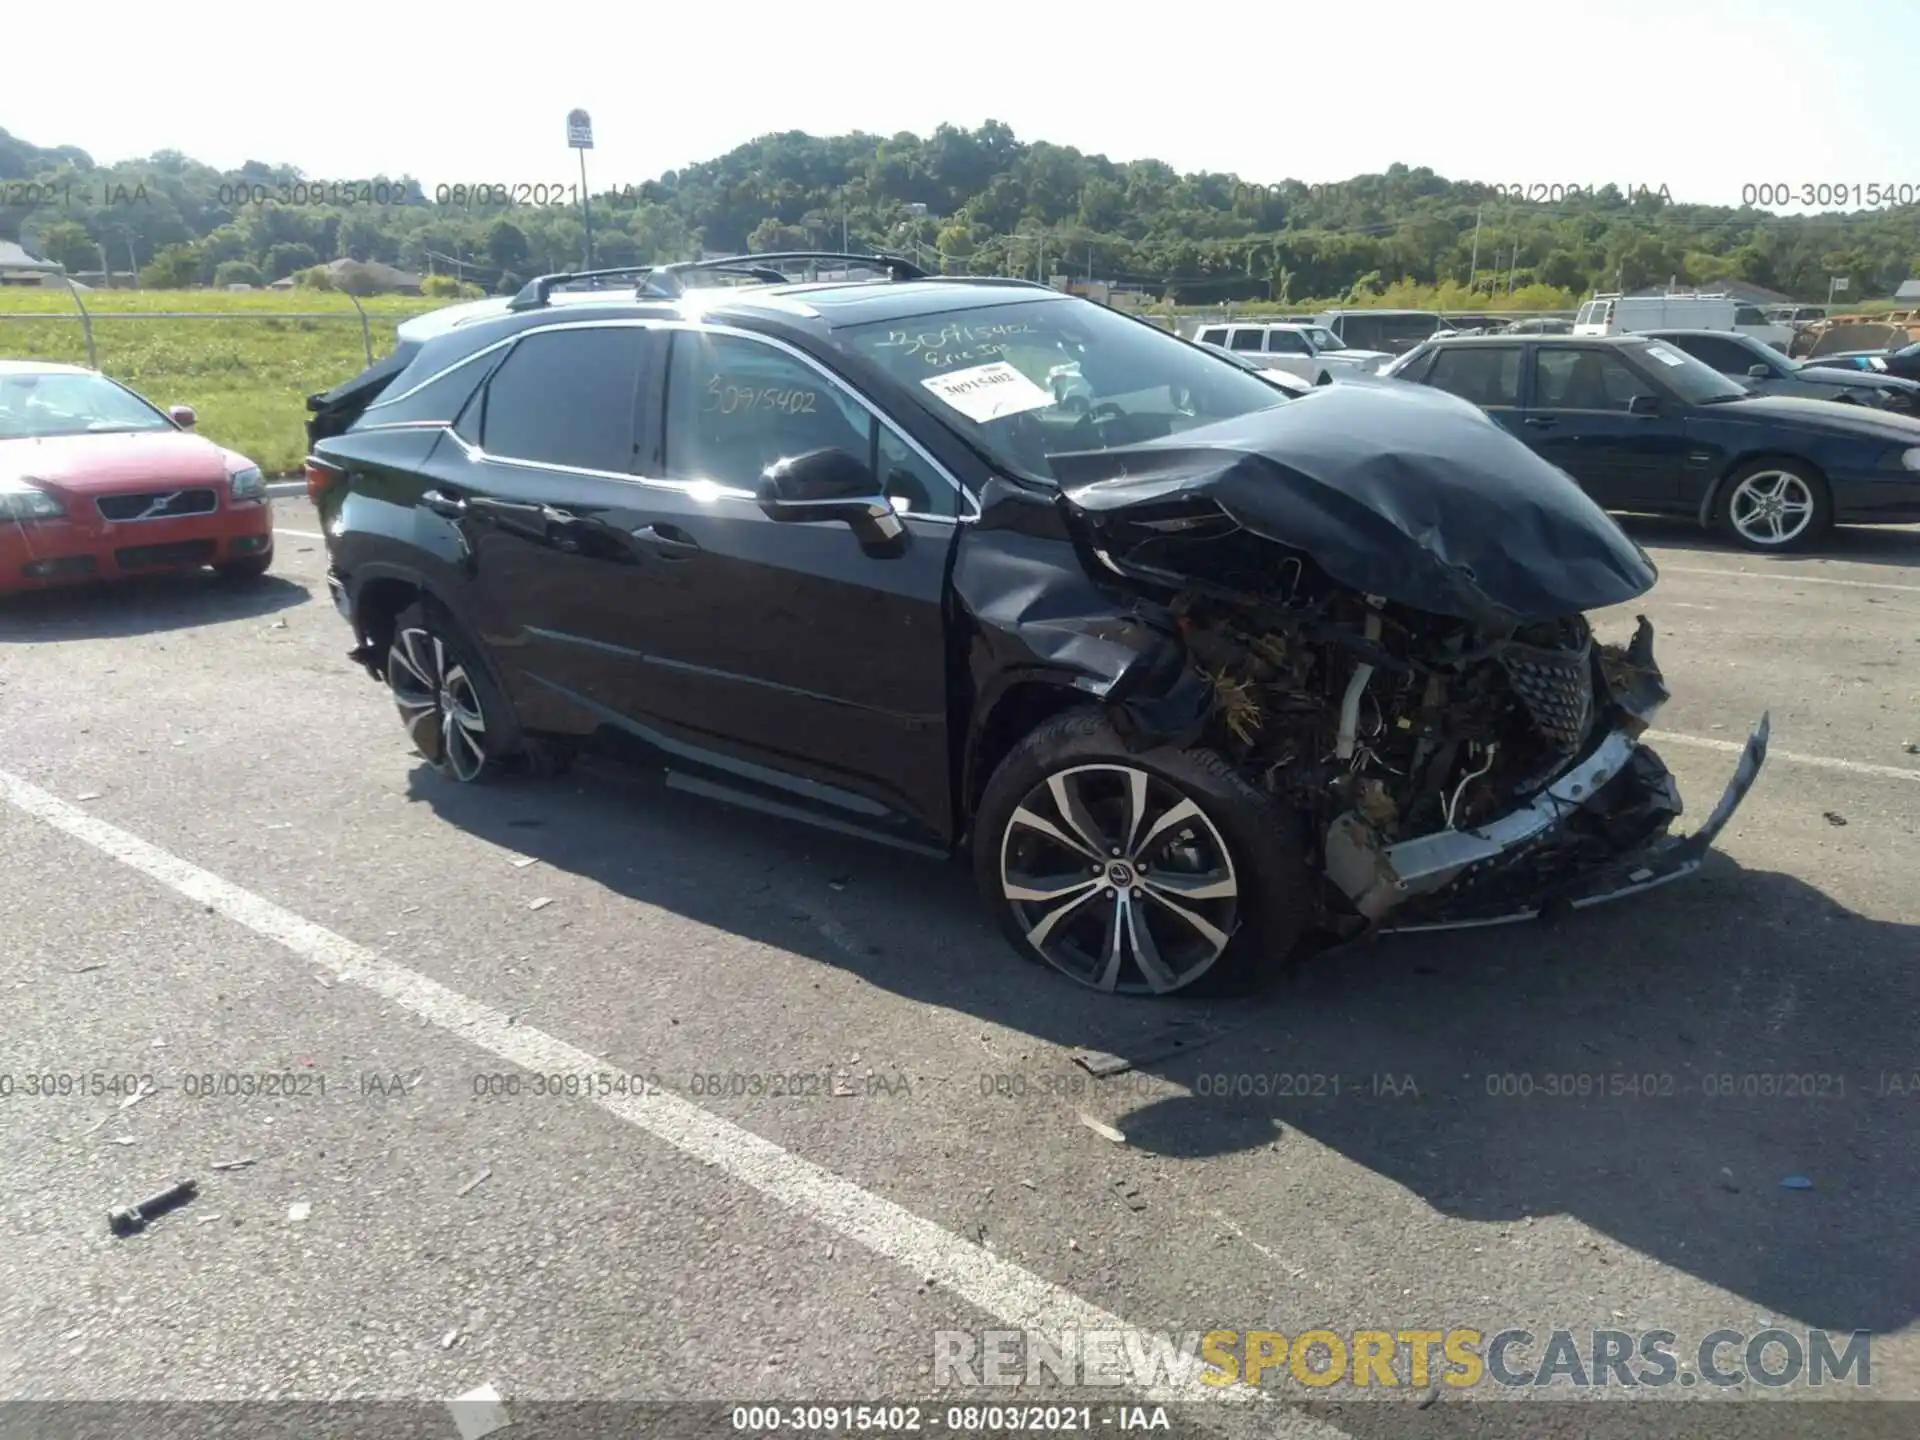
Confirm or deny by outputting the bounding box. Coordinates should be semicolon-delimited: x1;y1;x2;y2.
0;479;64;520
228;465;266;501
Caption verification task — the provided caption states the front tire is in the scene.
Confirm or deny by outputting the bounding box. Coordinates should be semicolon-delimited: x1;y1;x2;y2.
972;709;1314;996
1715;459;1831;552
385;599;516;783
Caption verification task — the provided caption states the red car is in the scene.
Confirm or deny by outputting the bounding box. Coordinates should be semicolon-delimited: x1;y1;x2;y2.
1;361;273;595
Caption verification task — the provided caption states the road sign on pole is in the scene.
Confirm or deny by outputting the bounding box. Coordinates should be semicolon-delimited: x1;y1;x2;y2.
566;110;594;271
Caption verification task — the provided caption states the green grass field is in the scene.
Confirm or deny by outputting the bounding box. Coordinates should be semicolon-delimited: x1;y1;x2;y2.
0;289;444;475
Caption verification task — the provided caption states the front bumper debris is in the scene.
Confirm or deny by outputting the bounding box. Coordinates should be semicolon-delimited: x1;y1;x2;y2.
1321;613;1769;930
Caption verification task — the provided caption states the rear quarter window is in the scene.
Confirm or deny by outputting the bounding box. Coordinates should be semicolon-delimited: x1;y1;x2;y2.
356;347;506;431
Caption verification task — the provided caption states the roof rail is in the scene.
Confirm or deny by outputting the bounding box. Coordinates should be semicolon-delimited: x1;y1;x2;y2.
507;266;658;312
640;250;926;297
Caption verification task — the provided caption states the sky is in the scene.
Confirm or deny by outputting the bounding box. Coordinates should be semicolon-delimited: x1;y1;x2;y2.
8;0;1917;215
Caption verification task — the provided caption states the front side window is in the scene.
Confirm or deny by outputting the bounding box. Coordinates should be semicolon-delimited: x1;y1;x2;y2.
663;331;958;517
480;327;646;472
837;296;1287;483
1198;327;1228;345
1302;327;1341;351
1424;346;1522;406
1534;349;1658;410
1227;329;1264;351
1266;330;1311;354
0;370;172;439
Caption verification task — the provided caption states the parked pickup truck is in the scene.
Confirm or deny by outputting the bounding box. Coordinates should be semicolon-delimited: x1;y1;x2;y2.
1191;321;1394;385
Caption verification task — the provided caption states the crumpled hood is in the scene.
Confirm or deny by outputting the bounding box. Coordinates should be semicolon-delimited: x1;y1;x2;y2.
1050;380;1658;626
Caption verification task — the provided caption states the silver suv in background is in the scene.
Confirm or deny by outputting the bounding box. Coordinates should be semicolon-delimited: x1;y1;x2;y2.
1192;321;1393;384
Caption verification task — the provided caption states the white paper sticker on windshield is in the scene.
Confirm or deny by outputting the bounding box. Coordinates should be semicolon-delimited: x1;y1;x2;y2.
920;361;1055;422
1644;343;1687;366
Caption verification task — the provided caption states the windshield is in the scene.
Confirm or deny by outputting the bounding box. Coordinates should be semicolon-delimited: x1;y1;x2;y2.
0;370;173;439
838;299;1286;481
1635;341;1748;403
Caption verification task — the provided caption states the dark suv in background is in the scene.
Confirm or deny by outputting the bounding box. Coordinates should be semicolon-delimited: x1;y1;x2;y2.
303;254;1763;997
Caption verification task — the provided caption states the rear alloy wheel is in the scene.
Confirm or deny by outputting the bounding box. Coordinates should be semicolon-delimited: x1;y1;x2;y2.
385;601;503;783
974;710;1312;996
1718;460;1830;551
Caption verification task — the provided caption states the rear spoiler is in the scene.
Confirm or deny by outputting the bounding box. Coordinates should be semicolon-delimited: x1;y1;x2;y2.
304;345;415;445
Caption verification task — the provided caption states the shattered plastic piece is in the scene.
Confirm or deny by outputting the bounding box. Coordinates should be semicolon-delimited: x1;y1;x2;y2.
1823;812;1848;827
108;1136;136;1146
527;897;554;911
287;1201;312;1222
108;1178;198;1236
76;792;102;802
448;1382;511;1440
211;1158;258;1172
442;1328;463;1350
509;856;538;869
456;1166;493;1198
1110;1178;1147;1212
1077;1113;1126;1145
1071;1050;1133;1078
1779;1175;1815;1190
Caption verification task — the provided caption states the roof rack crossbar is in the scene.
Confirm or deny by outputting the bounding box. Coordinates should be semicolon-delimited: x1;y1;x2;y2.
508;265;660;311
640;250;927;298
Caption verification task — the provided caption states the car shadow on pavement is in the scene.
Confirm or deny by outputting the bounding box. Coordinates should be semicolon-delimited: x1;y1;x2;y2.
1618;514;1920;571
0;572;308;640
409;761;1917;1337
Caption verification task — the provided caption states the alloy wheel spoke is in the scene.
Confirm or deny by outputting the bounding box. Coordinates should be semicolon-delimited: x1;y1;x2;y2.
1093;893;1127;991
1005;871;1103;905
1124;898;1181;994
1132;796;1202;860
1141;884;1231;953
1025;882;1104;949
1139;867;1236;902
391;630;436;692
1009;805;1102;861
1047;771;1114;857
1118;768;1150;856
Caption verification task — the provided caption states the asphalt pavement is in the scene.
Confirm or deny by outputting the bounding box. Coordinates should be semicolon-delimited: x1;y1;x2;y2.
1;509;1916;1440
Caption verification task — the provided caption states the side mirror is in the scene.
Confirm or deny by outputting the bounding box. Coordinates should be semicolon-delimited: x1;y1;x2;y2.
1746;364;1771;378
757;447;904;544
1626;394;1662;416
169;404;197;429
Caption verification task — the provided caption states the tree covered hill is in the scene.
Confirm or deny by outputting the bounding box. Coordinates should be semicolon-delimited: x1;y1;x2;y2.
3;122;1915;304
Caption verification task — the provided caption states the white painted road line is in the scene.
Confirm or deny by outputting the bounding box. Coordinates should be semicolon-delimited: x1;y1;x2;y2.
274;528;326;540
1653;731;1920;784
1662;565;1920;595
0;767;1341;1433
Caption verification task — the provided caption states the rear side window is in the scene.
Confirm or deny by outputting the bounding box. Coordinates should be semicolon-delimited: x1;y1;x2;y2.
1228;329;1263;351
1424;346;1521;406
1198;327;1228;345
479;327;647;472
359;348;503;431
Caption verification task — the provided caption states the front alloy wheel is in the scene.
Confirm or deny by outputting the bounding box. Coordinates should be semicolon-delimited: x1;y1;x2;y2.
387;625;491;782
999;764;1238;995
1722;462;1828;550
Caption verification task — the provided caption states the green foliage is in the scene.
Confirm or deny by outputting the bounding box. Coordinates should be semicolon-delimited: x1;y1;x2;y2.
213;259;265;287
419;274;481;299
4;122;1916;304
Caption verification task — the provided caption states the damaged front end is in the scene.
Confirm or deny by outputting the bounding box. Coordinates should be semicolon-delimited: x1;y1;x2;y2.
1026;383;1770;936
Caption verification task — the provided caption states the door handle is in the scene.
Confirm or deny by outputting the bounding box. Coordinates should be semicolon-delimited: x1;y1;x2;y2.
631;523;700;559
421;489;467;517
1523;417;1558;428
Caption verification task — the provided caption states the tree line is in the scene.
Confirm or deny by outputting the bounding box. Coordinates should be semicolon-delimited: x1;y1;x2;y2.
3;122;1916;305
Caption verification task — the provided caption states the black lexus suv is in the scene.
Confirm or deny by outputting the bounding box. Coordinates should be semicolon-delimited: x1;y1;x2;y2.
305;252;1765;997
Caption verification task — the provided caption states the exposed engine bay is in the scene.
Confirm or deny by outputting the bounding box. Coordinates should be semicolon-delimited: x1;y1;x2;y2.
961;380;1771;936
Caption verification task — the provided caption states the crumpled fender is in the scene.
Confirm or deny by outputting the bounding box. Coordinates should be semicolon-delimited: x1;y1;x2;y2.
953;478;1214;806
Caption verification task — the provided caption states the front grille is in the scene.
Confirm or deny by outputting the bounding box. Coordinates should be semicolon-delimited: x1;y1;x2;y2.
97;488;218;522
115;539;218;570
1500;634;1595;752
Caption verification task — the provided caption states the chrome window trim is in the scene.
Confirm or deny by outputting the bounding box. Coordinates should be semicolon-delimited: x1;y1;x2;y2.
375;316;976;519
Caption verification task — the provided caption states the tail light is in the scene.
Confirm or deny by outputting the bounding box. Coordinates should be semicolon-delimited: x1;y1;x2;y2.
305;456;344;504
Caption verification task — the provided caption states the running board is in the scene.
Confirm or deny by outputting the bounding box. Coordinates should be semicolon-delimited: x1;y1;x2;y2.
662;771;950;859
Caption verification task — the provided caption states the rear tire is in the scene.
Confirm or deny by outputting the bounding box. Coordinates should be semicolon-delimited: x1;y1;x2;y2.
385;598;522;783
972;708;1314;997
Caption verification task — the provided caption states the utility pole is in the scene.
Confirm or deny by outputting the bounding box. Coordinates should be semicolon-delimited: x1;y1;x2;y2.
1468;203;1483;289
566;109;594;271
